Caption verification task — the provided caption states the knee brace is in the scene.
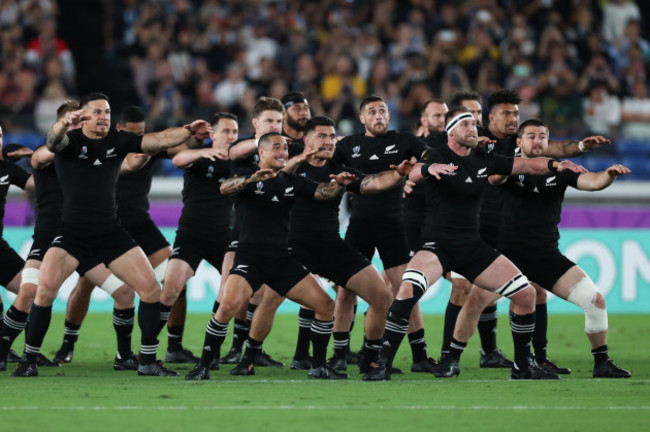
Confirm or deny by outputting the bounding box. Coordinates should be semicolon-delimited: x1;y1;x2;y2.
21;268;40;286
567;277;608;334
402;268;429;296
496;273;530;298
154;259;168;282
100;274;124;295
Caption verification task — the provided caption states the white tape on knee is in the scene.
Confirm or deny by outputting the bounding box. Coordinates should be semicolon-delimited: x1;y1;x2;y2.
154;260;168;282
100;274;124;295
567;277;608;334
496;273;530;298
450;271;467;280
402;269;429;294
21;268;40;286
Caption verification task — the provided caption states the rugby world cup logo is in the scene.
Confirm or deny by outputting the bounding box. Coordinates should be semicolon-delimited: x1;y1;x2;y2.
78;146;88;159
517;174;525;187
255;181;265;194
487;142;495;152
206;166;214;178
352;145;361;158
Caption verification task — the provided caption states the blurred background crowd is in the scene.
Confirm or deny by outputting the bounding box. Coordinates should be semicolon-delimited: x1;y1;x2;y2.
1;0;649;177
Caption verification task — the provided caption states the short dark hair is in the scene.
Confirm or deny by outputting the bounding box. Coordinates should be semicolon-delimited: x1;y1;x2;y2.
281;91;308;108
449;91;481;109
56;100;80;120
487;89;522;112
518;118;549;137
119;106;145;124
79;92;109;108
258;131;284;149
304;116;335;135
445;105;470;125
420;99;447;116
253;97;284;118
210;112;238;127
359;95;385;112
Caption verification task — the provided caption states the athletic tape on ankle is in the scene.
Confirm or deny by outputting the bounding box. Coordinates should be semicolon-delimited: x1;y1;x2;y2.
154;259;168;282
567;277;608;333
21;268;40;286
100;274;124;295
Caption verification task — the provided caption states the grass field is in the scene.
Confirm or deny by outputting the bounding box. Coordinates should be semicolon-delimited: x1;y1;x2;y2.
0;313;648;432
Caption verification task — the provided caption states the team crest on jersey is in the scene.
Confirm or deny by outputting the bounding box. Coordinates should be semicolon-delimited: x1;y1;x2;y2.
0;175;8;185
352;146;361;158
384;144;398;154
284;186;294;196
476;167;487;178
448;162;457;176
255;181;265;194
206;166;214;178
106;147;117;158
514;147;521;157
487;143;495;152
545;176;557;186
78;146;88;159
299;172;307;177
516;175;525;187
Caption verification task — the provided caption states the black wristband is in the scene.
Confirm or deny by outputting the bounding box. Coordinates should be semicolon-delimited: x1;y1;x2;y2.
548;159;560;172
420;163;432;178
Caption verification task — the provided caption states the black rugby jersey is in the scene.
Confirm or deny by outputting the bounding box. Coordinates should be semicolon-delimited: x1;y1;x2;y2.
334;131;427;219
499;170;579;252
290;160;363;238
419;146;513;241
404;131;448;224
32;161;61;233
0;158;30;237
178;152;232;232
116;154;164;225
235;171;318;248
54;128;142;225
478;127;520;231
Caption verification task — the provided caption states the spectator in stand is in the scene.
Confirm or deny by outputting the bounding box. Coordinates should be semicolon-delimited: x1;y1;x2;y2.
621;80;650;139
577;53;620;95
214;62;249;111
24;18;75;86
602;0;641;46
583;81;622;139
619;44;649;96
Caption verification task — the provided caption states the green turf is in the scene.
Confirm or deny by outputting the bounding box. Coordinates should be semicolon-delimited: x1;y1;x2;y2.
1;313;648;432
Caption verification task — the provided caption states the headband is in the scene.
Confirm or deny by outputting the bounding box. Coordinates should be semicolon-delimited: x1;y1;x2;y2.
446;112;474;134
283;97;308;109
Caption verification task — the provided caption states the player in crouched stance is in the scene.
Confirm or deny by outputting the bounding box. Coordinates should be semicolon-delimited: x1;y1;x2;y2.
451;119;631;379
186;132;360;381
362;107;587;381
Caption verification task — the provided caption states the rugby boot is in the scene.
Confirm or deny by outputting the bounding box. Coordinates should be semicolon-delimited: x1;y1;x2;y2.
230;357;255;376
593;359;631;378
114;353;139;371
434;356;460;378
37;353;60;367
327;356;347;371
290;356;312;370
362;362;391;382
7;349;22;363
538;359;571;375
11;360;38;377
358;351;403;374
479;348;514;368
185;365;210;381
53;345;74;363
346;349;359;365
411;356;437;373
137;360;179;376
511;361;559;380
254;350;284;367
165;348;200;364
209;357;220;370
219;346;241;364
308;365;349;380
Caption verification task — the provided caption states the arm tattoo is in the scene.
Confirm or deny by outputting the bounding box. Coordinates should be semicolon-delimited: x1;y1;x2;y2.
359;172;383;193
220;176;249;195
315;182;344;200
46;128;70;153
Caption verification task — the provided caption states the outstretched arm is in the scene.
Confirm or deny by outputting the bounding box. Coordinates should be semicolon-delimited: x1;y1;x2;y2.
577;164;630;191
228;138;257;161
358;160;413;194
220;169;277;195
546;136;610;158
140;120;212;155
173;147;227;168
120;153;152;173
409;162;458;183
490;158;588;185
31;146;56;169
282;148;319;174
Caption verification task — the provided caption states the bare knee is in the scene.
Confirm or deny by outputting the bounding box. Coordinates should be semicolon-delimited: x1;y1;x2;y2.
112;286;135;308
160;281;183;306
218;300;241;321
368;285;392;313
314;297;335;321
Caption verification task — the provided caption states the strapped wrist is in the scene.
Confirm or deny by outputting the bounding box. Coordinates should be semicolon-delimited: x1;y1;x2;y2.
578;140;588;152
420;163;432;178
548;159;560;172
